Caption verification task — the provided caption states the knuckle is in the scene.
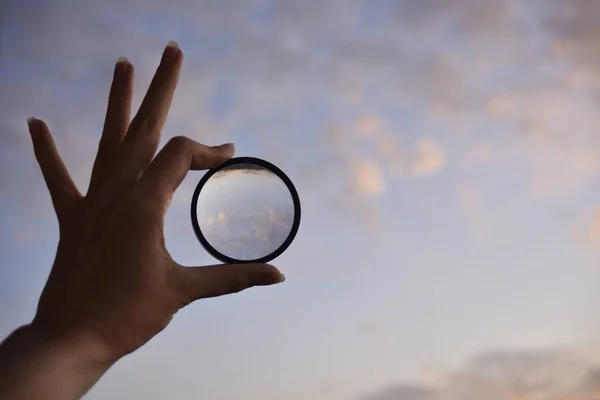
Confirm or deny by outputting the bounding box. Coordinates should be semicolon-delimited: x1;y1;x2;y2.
167;135;191;156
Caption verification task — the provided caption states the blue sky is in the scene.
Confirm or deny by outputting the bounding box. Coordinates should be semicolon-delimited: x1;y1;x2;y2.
1;0;599;399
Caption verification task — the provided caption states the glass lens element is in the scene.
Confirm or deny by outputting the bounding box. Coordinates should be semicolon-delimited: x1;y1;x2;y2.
195;163;296;261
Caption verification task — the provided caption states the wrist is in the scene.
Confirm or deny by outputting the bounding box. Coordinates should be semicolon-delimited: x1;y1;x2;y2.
0;323;114;400
26;319;117;371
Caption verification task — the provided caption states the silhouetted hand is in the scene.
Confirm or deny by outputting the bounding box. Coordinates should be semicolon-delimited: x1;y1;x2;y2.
0;41;284;400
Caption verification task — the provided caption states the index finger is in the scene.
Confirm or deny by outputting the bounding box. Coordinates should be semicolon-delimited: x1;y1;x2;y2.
100;42;183;197
137;136;235;207
128;41;182;143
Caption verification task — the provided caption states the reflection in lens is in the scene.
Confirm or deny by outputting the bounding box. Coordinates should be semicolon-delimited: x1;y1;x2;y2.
195;163;296;261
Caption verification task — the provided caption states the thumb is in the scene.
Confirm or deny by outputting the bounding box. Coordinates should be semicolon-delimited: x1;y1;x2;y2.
173;262;285;303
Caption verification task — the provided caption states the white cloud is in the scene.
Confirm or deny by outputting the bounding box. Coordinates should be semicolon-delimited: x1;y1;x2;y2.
353;161;386;197
411;139;446;177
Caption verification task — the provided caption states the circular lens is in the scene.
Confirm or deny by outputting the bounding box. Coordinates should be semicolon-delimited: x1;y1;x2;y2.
191;157;301;264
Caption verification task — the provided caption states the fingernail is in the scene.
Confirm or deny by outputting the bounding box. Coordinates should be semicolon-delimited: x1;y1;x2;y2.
27;117;38;137
225;143;236;156
278;273;286;283
162;41;180;64
213;143;235;153
115;57;130;76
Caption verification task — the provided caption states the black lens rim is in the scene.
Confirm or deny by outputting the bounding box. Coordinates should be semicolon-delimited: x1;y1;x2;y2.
190;156;301;264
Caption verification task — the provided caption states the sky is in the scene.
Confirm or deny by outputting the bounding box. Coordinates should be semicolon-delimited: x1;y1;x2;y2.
1;0;599;399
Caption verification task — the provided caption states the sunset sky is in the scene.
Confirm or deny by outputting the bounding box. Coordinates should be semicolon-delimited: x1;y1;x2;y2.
1;0;599;399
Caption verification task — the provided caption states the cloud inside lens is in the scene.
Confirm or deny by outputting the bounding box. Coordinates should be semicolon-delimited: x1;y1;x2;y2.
196;163;295;261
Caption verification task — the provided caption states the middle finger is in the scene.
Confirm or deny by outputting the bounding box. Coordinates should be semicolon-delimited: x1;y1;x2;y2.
100;41;183;198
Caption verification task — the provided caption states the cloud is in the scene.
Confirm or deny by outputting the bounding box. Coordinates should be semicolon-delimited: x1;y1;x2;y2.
411;139;446;177
585;208;600;249
580;367;600;393
359;348;600;400
486;92;517;116
360;384;437;400
543;0;600;70
377;135;399;160
0;0;536;213
4;0;600;241
352;161;386;197
357;115;384;137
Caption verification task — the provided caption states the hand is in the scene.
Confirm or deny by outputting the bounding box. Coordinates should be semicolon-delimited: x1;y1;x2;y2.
27;41;285;365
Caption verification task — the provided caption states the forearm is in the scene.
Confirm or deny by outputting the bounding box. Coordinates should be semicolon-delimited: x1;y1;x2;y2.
0;323;113;400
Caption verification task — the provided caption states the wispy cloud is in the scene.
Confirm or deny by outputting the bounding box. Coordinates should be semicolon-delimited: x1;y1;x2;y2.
360;348;600;400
